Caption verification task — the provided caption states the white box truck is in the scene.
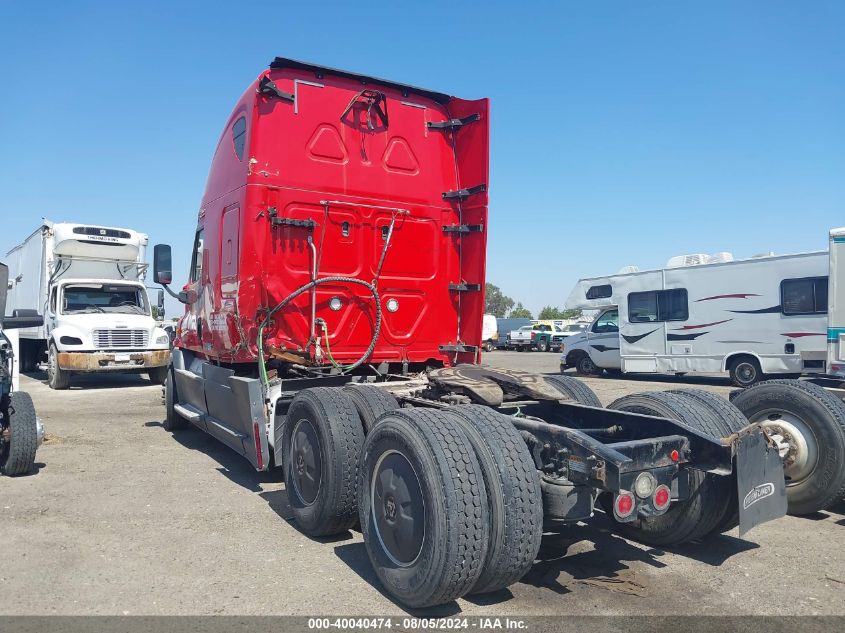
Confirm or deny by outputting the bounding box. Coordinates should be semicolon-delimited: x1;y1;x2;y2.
561;250;828;386
4;220;171;389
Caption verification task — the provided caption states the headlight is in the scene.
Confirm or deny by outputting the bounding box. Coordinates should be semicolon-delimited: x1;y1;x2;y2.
155;335;169;345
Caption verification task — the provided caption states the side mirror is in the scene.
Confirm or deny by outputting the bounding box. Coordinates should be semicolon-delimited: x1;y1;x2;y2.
153;244;173;285
3;309;44;330
0;263;8;318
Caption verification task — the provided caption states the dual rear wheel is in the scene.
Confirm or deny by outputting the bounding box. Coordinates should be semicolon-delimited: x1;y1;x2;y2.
282;386;543;608
606;389;748;545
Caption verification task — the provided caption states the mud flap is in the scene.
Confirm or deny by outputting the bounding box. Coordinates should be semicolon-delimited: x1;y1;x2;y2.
735;429;787;536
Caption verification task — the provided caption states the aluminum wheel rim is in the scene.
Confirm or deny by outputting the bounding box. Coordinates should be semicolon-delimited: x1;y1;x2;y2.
751;408;818;485
371;449;425;567
289;419;322;506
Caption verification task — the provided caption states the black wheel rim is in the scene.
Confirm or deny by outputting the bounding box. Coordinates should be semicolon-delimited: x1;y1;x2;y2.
371;450;425;566
579;357;594;373
737;363;756;384
290;419;322;505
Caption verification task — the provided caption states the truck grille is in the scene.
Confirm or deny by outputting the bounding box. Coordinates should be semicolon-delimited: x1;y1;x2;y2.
93;329;148;349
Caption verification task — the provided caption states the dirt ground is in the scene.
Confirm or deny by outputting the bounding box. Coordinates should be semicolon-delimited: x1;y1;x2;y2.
1;352;843;616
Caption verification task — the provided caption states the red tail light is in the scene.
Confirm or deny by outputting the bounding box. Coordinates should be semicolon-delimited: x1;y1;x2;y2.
653;485;671;511
530;332;537;340
614;492;635;519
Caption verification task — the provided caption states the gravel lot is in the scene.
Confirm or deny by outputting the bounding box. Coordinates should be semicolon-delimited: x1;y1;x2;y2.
2;352;843;616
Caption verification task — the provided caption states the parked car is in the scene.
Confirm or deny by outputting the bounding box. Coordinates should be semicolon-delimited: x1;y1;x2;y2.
508;324;559;352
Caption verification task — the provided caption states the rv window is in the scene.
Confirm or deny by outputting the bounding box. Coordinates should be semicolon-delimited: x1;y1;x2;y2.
629;292;658;322
781;277;828;315
190;229;205;283
628;289;688;322
593;310;619;333
661;288;689;321
232;117;247;161
586;284;612;300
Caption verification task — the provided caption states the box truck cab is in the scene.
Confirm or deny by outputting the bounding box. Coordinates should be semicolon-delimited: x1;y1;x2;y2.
5;221;171;389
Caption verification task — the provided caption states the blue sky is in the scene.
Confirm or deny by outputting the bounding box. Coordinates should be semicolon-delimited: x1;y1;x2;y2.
2;1;843;317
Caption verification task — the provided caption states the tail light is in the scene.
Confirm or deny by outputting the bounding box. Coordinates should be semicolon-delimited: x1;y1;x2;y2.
653;485;671;511
531;332;537;340
614;491;635;519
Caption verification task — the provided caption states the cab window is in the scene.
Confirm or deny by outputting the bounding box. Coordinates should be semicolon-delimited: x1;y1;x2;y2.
593;310;619;333
232;117;247;161
190;229;205;283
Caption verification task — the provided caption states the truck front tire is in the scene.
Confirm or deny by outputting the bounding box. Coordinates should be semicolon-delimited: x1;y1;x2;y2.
1;392;39;476
162;368;185;432
147;366;168;385
46;343;70;390
283;388;364;537
359;408;489;608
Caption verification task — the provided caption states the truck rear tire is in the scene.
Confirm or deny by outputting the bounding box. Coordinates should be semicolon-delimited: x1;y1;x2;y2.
668;389;749;534
282;388;364;537
359;408;489;608
536;338;549;353
1;392;38;476
46;343;70;390
342;384;399;433
147;366;168;385
162;368;185;432
731;380;845;515
544;375;603;407
606;392;733;545
729;356;764;388
447;405;543;595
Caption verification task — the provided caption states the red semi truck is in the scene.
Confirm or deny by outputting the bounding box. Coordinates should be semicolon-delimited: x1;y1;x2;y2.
153;58;802;608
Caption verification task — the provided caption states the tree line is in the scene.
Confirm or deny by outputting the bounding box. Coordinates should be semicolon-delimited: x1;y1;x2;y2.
484;283;582;320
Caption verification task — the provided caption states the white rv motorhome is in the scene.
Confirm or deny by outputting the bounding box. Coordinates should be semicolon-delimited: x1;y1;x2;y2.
562;250;828;386
4;221;171;389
